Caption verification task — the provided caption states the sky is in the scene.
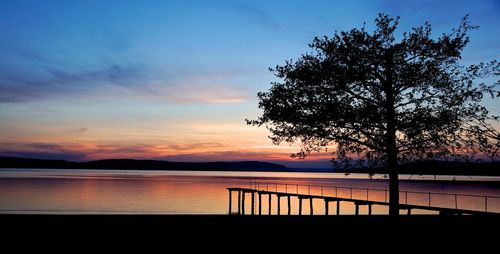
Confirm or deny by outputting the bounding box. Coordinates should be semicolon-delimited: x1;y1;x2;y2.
0;0;499;168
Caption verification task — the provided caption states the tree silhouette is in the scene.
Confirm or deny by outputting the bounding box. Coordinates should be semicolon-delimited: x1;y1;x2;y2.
247;14;500;215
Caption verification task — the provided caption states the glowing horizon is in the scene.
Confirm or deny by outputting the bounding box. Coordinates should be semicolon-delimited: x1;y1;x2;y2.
0;0;499;168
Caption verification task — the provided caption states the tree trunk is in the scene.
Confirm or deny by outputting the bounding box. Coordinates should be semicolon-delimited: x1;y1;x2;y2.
384;48;399;216
388;144;399;216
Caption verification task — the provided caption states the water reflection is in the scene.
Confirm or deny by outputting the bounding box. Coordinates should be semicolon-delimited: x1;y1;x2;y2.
0;169;499;214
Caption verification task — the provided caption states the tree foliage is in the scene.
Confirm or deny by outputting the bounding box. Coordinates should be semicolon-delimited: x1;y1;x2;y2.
247;14;500;171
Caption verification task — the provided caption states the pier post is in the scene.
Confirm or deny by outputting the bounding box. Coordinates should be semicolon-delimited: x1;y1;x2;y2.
407;208;412;215
268;194;272;215
237;190;241;215
299;198;303;215
251;191;255;215
277;195;281;215
368;204;372;215
337;201;340;215
310;198;314;215
228;190;232;214
287;195;291;215
355;203;359;215
259;193;262;215
324;200;329;215
242;191;245;215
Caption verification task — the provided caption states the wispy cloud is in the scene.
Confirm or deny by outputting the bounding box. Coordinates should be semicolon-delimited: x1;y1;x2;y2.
45;64;144;86
0;142;88;161
165;142;225;151
145;67;254;104
0;150;88;161
64;128;88;134
160;150;289;162
0;10;259;105
227;0;278;29
0;84;43;102
158;84;249;104
0;63;145;103
26;143;63;150
0;62;252;104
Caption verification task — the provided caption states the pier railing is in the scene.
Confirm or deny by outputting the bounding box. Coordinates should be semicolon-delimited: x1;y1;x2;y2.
242;181;500;213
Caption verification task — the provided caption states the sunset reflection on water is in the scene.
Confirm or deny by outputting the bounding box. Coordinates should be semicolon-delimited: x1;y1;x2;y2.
1;169;499;214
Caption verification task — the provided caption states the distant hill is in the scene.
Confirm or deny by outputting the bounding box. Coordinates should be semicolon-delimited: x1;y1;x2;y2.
0;157;289;172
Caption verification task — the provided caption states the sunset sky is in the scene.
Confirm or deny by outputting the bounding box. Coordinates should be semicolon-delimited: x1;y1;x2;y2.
1;0;499;167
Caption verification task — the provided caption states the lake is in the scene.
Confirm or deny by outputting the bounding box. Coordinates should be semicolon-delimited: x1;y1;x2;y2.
1;168;499;214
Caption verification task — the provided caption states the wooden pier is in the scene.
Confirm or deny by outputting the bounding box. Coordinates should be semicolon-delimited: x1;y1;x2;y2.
227;183;500;216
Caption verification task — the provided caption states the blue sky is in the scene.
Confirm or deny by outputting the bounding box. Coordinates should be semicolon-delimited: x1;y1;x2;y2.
0;0;499;167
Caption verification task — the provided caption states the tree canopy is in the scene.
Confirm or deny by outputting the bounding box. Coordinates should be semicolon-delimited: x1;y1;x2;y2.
247;14;499;215
248;14;499;169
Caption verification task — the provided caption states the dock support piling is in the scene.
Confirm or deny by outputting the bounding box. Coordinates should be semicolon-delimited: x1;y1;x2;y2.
277;195;281;215
325;200;329;215
337;201;340;215
251;192;255;215
355;203;359;215
299;198;303;215
310;198;314;215
258;193;262;215
287;195;291;215
242;192;245;215
237;190;241;215
268;194;272;215
228;190;232;214
368;204;372;215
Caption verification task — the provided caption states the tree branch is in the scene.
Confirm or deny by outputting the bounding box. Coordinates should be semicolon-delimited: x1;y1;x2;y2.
330;134;383;151
342;86;383;106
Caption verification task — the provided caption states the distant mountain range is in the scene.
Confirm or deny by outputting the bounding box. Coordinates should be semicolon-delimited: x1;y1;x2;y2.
0;156;289;172
0;156;499;176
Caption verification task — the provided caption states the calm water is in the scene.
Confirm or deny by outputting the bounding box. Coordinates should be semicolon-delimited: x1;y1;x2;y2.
1;168;499;214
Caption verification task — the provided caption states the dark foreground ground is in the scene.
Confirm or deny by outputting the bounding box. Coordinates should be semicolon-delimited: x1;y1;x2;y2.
2;215;499;250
